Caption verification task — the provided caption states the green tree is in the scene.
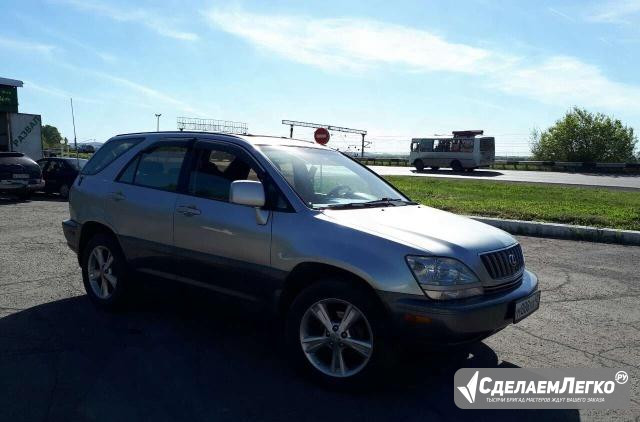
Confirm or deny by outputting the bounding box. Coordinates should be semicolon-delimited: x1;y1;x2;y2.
41;125;63;148
531;107;637;162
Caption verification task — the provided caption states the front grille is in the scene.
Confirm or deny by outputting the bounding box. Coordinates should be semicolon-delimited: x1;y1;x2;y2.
480;244;524;280
484;276;522;294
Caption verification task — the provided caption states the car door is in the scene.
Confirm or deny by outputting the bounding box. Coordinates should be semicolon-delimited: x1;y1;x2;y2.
46;160;64;191
59;161;79;188
37;159;50;188
106;140;190;273
172;140;274;301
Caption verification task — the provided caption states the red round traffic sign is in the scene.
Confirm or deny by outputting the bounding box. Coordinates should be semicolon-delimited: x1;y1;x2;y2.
314;128;330;145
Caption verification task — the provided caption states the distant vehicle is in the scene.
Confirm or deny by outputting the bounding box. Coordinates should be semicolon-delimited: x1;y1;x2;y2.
37;157;88;199
409;130;495;172
76;144;95;153
0;152;44;199
62;131;539;386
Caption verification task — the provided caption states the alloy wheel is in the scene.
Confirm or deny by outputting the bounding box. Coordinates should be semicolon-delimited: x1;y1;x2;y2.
87;245;117;299
299;298;373;378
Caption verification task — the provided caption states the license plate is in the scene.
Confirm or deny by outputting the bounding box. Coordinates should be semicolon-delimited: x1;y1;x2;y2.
13;174;29;179
514;291;541;323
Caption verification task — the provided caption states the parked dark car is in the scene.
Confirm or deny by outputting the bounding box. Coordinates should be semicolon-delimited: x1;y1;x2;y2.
37;157;88;199
0;152;44;199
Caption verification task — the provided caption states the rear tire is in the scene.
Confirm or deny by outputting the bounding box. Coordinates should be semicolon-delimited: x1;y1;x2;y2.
16;189;31;200
59;184;70;199
81;233;129;309
286;279;393;388
414;160;424;172
451;160;463;172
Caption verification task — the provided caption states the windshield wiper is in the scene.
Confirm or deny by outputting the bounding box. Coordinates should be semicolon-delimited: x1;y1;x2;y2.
361;198;417;206
320;202;368;210
320;198;416;210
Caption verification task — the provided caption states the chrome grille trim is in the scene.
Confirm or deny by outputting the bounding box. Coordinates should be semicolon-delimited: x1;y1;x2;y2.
483;275;522;294
480;244;525;281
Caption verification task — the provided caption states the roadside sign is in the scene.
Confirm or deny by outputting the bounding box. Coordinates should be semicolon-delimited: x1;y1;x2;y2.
314;128;330;145
0;86;18;113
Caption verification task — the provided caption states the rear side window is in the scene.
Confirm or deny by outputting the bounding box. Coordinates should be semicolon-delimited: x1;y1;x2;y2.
81;137;143;175
118;145;187;192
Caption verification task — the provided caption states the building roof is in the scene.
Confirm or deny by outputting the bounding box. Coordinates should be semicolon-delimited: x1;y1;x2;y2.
0;77;24;88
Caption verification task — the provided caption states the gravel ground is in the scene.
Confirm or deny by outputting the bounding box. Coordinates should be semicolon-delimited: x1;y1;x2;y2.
0;196;638;421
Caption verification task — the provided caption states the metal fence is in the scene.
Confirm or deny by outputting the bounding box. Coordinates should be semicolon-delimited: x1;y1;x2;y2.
176;117;248;135
355;157;640;173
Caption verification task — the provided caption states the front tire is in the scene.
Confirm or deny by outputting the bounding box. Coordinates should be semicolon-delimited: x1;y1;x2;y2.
81;233;129;309
414;159;425;172
286;279;392;387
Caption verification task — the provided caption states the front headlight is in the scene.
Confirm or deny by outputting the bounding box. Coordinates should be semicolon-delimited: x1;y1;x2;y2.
406;256;483;300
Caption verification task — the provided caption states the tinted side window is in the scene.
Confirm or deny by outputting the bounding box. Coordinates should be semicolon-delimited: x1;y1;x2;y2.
433;139;451;152
133;146;187;191
117;156;139;184
419;140;433;152
37;160;49;171
47;161;63;174
82;137;143;175
188;146;260;202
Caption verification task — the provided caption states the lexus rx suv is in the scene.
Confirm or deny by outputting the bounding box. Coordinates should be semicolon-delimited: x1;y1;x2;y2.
62;132;540;385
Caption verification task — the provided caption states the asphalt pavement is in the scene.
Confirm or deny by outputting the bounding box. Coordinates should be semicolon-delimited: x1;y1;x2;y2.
0;196;638;421
369;166;640;190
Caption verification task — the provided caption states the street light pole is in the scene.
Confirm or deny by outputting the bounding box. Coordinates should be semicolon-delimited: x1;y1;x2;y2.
155;113;162;131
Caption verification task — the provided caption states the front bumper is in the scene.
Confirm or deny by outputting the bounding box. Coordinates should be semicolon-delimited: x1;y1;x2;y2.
380;270;539;345
62;219;80;254
0;179;45;192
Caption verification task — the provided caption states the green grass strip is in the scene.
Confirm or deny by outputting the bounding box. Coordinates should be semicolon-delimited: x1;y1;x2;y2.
384;176;640;231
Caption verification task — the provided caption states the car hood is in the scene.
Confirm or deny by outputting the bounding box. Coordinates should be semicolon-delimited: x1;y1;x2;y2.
321;204;516;256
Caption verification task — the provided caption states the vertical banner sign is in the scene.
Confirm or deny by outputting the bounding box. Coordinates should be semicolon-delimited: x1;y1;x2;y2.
10;113;43;160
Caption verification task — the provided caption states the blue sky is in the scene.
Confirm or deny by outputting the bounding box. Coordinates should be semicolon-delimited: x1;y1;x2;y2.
2;0;640;155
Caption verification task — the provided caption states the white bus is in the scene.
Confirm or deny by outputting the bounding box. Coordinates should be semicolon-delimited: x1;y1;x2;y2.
408;130;495;172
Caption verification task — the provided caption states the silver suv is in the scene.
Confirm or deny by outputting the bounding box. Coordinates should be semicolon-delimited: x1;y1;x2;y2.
62;132;540;385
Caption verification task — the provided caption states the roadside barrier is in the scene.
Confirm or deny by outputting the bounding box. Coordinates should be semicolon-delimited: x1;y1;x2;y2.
355;157;640;173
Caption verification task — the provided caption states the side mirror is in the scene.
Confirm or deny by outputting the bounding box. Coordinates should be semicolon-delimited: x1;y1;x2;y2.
229;180;265;208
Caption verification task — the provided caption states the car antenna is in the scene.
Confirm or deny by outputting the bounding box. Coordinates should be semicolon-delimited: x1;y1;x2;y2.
70;98;79;169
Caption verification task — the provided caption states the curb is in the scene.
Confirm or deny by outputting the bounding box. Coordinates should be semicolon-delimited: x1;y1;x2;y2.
467;216;640;246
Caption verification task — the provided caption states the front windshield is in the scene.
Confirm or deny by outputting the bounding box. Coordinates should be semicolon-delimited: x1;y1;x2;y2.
260;146;408;209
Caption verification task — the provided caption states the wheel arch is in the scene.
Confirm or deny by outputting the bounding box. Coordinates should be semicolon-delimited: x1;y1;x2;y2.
78;221;120;264
277;262;389;317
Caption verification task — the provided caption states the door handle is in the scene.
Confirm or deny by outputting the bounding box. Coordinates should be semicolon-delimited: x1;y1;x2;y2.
109;191;126;202
176;205;201;217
